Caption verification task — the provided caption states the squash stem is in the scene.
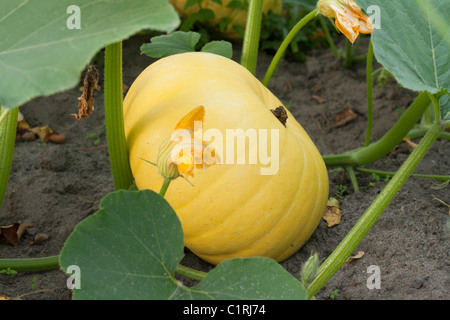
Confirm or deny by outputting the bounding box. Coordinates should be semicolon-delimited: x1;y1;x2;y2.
104;41;134;191
344;39;353;68
263;9;318;86
159;178;171;197
0;255;60;273
322;92;431;167
344;166;359;192
406;128;450;141
240;0;263;74
0;106;18;209
308;120;442;298
354;167;450;183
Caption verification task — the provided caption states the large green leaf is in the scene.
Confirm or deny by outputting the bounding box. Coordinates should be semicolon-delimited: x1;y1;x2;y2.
59;190;307;300
355;0;450;94
0;0;180;109
60;190;185;300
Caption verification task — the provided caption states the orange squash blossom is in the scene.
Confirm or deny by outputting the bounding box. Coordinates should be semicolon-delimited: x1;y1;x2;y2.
317;0;374;43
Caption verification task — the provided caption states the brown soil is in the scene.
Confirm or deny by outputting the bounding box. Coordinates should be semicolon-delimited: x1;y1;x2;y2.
1;35;449;300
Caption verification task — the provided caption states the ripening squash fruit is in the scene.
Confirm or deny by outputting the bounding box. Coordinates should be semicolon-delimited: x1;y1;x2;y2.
169;0;283;40
123;52;329;265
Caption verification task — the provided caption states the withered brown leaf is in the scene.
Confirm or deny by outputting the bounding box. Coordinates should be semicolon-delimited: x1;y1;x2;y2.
312;95;327;104
72;65;99;120
0;223;20;246
28;125;66;144
332;107;359;128
16;115;66;143
30;233;50;245
345;251;365;263
0;223;32;246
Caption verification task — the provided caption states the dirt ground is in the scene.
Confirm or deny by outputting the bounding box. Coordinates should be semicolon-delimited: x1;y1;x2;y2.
0;34;449;300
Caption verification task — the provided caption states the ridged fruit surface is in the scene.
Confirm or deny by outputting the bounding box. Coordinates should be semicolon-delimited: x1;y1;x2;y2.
123;52;328;265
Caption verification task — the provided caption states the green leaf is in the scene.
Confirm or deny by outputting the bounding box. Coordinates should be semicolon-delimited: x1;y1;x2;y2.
141;31;201;58
218;17;232;32
196;8;216;20
60;190;307;300
0;0;180;109
232;24;245;38
440;95;450;121
201;41;233;58
175;258;307;299
184;0;203;10
141;31;232;59
355;0;450;94
226;0;248;9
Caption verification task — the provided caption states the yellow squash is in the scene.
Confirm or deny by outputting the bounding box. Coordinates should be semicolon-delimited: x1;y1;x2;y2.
123;52;328;265
170;0;283;40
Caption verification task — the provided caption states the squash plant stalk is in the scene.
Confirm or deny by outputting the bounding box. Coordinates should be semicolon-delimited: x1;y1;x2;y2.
406;127;450;141
263;9;318;86
159;178;171;197
354;167;450;182
0;107;18;209
323;91;431;167
104;41;134;191
307;120;442;298
0;255;60;273
240;0;263;75
175;265;207;281
344;39;353;68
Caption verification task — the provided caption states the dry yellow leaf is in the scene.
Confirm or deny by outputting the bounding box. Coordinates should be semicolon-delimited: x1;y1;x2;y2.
332;107;359;128
403;137;418;152
346;251;365;263
323;201;342;227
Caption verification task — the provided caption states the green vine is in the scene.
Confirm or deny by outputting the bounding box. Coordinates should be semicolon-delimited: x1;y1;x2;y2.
240;0;263;74
0;107;18;209
104;42;134;191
